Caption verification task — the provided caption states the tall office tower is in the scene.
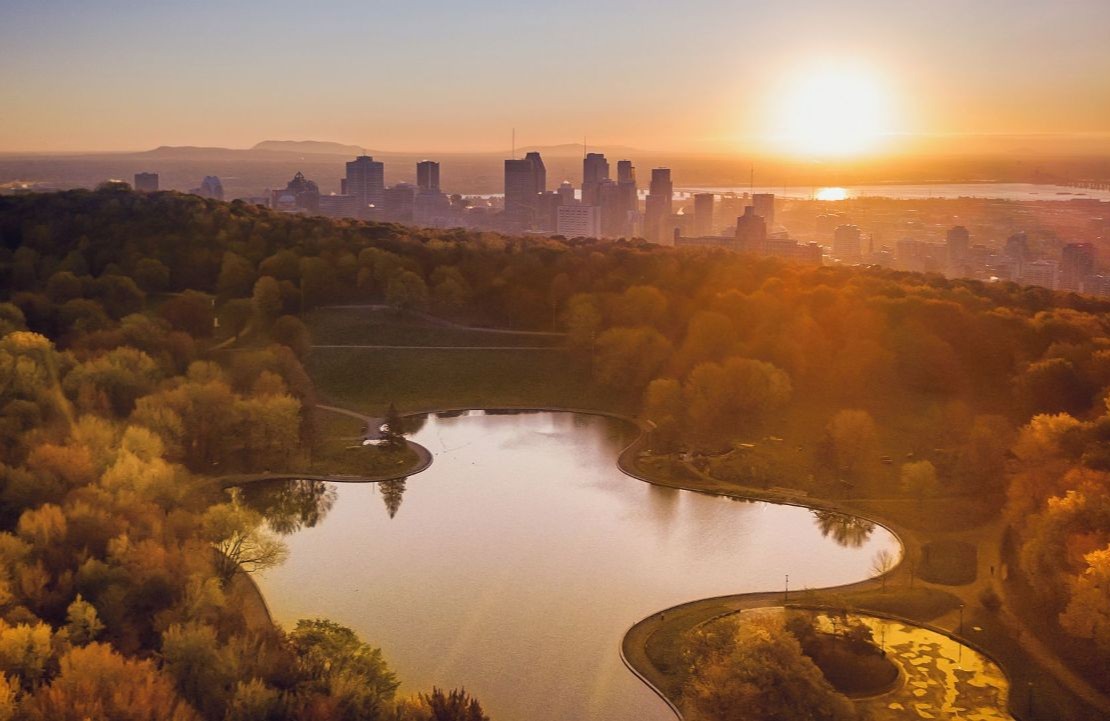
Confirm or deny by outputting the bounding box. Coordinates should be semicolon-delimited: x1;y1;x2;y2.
345;155;385;218
134;172;159;192
752;193;775;230
734;206;767;254
616;160;638;235
693;193;715;236
582;153;610;207
557;181;576;205
194;176;224;201
644;168;673;244
416;160;440;192
503;152;546;225
832;224;863;261
946;225;970;275
1005;232;1029;278
1061;242;1096;291
598;179;626;237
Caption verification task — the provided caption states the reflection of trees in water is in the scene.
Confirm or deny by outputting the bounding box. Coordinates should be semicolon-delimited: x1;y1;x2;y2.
239;480;338;535
812;509;875;548
379;478;407;519
404;413;428;435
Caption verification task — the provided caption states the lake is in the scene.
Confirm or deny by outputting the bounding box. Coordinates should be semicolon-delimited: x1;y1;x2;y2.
246;410;900;721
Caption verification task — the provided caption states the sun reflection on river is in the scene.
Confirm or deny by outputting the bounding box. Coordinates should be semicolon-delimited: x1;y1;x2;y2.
815;187;850;201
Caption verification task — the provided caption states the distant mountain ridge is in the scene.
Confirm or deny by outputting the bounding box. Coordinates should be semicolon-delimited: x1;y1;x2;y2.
251;140;370;156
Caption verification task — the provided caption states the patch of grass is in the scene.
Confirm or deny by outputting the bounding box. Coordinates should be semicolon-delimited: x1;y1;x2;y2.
919;539;978;585
305;307;564;348
308;346;624;416
805;586;964;623
847;496;1000;533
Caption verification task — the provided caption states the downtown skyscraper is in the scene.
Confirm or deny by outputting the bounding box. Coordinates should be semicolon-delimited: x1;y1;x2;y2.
345;156;385;218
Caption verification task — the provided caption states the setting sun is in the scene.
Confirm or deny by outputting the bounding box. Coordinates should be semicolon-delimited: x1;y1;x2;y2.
775;65;890;157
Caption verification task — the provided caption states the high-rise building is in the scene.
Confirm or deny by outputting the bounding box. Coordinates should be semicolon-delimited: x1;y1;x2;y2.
735;206;767;254
345;156;385;218
598;179;626;237
582;153;610;207
752;193;775;230
556;205;601;238
946;226;970;275
134;172;159;192
832;224;863;262
503;152;546;226
416;160;440;192
1061;242;1096;292
616;160;638;236
644;168;673;244
193;176;224;201
693;193;715;237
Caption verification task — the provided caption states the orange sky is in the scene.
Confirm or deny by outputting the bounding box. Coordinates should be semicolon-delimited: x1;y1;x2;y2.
1;0;1108;156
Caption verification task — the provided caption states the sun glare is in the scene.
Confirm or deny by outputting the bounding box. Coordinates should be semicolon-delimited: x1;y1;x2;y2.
774;65;889;157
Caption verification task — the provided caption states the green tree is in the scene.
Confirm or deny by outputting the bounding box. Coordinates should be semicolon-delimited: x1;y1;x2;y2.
289;619;400;721
252;276;283;327
386;271;429;312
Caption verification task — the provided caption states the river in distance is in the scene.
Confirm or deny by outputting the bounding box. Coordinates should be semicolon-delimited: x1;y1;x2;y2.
676;182;1110;202
245;411;900;721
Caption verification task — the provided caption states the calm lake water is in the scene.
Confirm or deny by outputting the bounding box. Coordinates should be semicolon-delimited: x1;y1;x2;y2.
247;411;899;721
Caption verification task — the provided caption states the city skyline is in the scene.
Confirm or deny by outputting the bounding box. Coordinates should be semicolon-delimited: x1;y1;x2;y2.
2;0;1109;154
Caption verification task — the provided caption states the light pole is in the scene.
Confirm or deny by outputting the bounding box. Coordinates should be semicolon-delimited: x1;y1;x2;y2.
957;603;965;665
1027;682;1034;717
784;574;789;604
958;603;965;635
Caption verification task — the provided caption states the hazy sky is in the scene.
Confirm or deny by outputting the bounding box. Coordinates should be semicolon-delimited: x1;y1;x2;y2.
1;0;1108;153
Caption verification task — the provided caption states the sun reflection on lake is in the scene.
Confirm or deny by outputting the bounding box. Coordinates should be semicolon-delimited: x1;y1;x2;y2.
815;187;850;201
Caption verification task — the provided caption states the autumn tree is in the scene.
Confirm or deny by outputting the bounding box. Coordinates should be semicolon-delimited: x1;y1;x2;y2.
21;643;201;721
202;494;289;585
900;460;939;504
682;613;856;721
825;409;877;477
1059;545;1110;652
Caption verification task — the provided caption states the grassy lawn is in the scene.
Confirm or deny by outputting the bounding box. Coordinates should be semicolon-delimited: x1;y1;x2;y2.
308;409;421;477
305;307;564;347
800;586;963;624
919;539;978;585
